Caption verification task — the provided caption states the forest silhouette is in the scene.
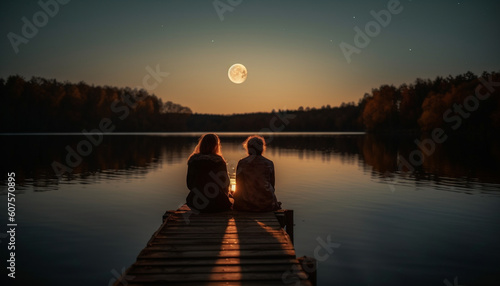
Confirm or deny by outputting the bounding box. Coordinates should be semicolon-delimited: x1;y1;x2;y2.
1;71;499;134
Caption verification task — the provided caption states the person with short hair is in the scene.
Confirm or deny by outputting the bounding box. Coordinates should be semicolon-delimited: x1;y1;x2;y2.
233;135;281;212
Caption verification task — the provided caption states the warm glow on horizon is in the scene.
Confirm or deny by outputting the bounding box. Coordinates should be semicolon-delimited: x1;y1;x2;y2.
1;1;495;115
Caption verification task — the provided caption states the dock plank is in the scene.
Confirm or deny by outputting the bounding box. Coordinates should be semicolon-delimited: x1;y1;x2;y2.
133;258;300;266
125;272;308;282
128;264;301;274
138;249;297;259
145;243;294;251
149;236;291;245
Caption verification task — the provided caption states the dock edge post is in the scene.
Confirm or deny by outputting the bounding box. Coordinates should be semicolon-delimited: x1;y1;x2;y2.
284;209;294;244
298;256;317;286
274;209;294;244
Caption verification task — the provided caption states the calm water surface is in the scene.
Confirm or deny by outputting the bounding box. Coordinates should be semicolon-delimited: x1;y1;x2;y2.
0;133;499;285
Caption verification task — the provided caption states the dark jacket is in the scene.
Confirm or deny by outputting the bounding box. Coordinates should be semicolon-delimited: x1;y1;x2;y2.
233;155;280;212
186;153;232;212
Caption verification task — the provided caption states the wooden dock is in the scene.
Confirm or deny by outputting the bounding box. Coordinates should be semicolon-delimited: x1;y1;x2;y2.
113;204;315;285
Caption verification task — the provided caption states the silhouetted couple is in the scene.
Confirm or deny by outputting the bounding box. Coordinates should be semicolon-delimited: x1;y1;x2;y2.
186;134;281;212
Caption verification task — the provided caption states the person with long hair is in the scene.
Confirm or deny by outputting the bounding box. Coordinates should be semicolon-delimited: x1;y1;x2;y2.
186;133;232;212
233;135;281;212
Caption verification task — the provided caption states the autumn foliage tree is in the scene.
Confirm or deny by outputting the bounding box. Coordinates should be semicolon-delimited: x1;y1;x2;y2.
362;85;400;131
419;72;500;133
361;71;500;134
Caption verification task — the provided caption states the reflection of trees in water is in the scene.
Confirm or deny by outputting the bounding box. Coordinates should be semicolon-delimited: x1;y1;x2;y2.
0;135;195;191
220;135;363;164
358;134;399;175
417;136;500;185
261;134;500;189
358;134;500;189
1;134;499;193
265;134;363;165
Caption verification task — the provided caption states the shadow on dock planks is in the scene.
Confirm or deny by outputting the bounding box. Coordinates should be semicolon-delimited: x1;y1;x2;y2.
113;204;316;285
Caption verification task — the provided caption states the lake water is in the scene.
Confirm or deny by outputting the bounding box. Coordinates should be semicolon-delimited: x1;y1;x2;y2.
1;133;499;286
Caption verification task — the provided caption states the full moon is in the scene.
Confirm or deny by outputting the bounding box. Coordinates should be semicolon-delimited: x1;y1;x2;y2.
228;63;247;84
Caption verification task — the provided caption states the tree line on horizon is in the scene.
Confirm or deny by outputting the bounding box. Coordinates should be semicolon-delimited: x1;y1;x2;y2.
0;76;192;132
361;71;500;134
1;71;499;134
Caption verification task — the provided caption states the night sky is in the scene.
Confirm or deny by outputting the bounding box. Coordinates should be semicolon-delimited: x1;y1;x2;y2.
1;0;499;114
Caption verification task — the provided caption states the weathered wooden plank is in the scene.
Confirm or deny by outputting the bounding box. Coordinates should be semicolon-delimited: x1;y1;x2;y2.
169;217;279;223
127;264;301;274
138;249;297;259
123;271;308;282
168;212;276;220
168;214;278;219
167;218;279;224
161;224;282;230
144;243;294;252
170;212;277;218
157;230;286;236
149;236;290;245
153;233;284;239
164;220;282;227
160;225;282;233
133;258;300;266
168;220;280;225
